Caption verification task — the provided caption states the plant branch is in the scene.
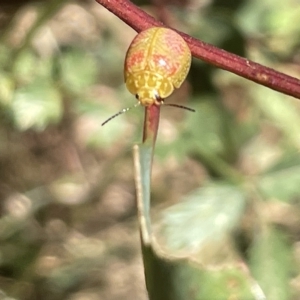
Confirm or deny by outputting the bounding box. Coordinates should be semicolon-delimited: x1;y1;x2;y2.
95;0;300;100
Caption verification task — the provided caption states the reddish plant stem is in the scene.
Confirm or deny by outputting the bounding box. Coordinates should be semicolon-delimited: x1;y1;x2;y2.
143;106;160;145
95;0;300;100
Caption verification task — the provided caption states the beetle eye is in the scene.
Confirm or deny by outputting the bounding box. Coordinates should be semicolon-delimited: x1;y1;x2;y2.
155;93;163;102
135;94;139;100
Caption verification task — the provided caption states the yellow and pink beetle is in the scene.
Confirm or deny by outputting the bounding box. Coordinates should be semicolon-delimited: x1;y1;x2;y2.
124;27;191;106
102;27;192;126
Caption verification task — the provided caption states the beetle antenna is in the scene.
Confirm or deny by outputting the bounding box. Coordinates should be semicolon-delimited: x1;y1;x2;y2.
101;103;140;126
165;103;195;112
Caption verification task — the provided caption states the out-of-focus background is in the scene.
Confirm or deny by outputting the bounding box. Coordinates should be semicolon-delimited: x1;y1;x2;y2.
0;0;300;299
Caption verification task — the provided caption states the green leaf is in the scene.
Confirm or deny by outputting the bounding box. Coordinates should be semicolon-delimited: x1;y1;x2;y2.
186;98;225;154
157;183;246;255
157;97;227;162
12;79;62;130
134;140;261;300
134;142;155;240
75;99;132;148
250;227;293;300
0;72;14;106
59;49;98;93
237;0;300;36
252;86;300;147
13;50;53;84
258;163;300;202
198;268;258;300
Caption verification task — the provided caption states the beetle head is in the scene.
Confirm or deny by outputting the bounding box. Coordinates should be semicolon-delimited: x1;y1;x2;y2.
136;88;163;106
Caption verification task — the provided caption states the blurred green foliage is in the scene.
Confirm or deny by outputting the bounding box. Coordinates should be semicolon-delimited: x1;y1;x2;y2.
0;0;299;299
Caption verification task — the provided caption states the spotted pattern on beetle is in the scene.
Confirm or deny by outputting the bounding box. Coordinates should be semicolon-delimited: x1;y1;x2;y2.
124;27;191;106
